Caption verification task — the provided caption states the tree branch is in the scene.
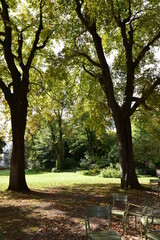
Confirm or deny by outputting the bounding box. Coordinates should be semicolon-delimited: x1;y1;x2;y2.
1;0;20;77
0;32;5;36
36;30;53;50
123;0;132;23
26;0;43;69
134;31;160;68
0;31;5;44
17;32;25;69
82;64;96;78
0;39;4;45
75;0;96;34
0;78;12;100
130;77;160;115
76;51;101;68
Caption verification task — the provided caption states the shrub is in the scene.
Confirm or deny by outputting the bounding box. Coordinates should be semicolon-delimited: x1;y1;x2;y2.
135;162;156;176
62;157;79;170
107;144;119;165
79;158;90;170
93;155;108;168
82;168;101;176
101;163;120;178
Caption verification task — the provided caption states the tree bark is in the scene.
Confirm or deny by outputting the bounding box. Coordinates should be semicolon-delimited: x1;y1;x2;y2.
8;96;29;191
0;0;50;191
114;111;141;189
56;115;64;170
85;128;94;162
49;115;64;171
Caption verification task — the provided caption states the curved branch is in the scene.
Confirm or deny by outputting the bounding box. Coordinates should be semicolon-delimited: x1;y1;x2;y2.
26;0;43;69
123;0;132;23
82;64;96;78
130;77;160;115
0;32;5;36
30;65;43;79
36;31;53;50
77;51;101;68
0;78;12;100
26;1;52;69
1;0;20;77
75;0;96;34
134;31;160;68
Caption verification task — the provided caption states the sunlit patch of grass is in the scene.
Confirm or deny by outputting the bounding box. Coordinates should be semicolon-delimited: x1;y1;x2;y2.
0;170;153;192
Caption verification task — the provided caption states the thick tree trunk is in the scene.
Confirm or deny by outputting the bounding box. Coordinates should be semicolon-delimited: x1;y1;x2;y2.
114;113;141;189
8;101;29;191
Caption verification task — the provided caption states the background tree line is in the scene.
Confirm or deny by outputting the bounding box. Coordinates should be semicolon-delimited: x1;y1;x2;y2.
0;0;159;191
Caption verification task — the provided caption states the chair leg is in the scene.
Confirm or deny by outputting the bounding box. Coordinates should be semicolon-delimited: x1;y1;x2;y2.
135;216;137;228
140;222;143;239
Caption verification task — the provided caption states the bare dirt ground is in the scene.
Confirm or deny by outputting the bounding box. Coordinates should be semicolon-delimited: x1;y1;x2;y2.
0;183;159;240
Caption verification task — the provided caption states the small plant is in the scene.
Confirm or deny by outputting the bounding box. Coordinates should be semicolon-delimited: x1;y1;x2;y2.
62;157;78;170
93;155;108;168
101;163;120;178
82;168;101;176
79;158;90;170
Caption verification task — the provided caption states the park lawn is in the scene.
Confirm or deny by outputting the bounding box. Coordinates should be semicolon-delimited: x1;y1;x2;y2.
0;171;158;240
0;170;151;191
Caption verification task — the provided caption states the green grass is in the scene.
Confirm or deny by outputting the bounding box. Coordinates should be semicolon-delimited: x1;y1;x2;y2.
0;170;153;191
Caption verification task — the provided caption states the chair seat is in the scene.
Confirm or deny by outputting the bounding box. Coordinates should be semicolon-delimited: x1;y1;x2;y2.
91;230;121;240
146;231;160;240
141;216;160;227
112;209;125;217
128;210;142;216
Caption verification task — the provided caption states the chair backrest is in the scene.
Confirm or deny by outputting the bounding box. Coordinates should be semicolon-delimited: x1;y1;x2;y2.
147;209;160;228
156;169;160;179
151;210;160;225
86;205;112;218
86;205;112;229
142;198;155;216
113;194;128;210
150;179;159;184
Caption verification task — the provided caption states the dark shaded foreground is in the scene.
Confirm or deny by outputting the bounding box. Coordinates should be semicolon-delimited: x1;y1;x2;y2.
0;183;159;240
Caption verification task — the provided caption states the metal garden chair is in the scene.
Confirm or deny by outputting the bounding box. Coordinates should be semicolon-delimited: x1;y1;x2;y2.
150;179;160;196
112;194;128;236
144;209;160;240
85;205;121;240
126;198;155;230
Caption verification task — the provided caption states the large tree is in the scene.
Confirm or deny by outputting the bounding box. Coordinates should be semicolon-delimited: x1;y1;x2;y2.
60;0;160;188
0;0;52;191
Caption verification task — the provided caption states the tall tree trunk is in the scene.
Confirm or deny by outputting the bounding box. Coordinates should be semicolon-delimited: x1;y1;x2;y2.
0;0;50;192
8;99;29;191
56;115;63;170
49;116;64;171
114;112;141;189
85;128;94;162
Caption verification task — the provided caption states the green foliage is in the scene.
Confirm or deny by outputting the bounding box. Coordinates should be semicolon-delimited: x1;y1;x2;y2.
79;157;90;170
0;138;5;154
135;163;156;176
62;157;79;170
132;110;160;174
101;163;120;178
27;125;56;170
107;144;119;165
93;155;108;168
82;168;101;176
